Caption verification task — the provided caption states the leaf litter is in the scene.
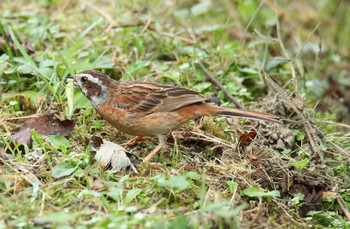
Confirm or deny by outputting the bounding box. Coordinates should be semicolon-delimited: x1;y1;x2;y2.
151;78;349;227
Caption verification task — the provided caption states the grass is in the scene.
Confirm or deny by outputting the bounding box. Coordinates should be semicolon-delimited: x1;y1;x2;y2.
1;0;350;228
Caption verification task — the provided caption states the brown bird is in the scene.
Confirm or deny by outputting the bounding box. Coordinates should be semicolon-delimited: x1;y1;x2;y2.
74;70;281;163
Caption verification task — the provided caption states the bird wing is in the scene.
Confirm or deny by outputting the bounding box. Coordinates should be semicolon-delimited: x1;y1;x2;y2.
112;81;210;114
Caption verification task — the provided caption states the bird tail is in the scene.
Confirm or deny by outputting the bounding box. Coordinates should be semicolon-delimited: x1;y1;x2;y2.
214;106;282;123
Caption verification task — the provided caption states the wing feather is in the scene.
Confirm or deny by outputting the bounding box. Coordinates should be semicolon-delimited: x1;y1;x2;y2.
110;81;210;114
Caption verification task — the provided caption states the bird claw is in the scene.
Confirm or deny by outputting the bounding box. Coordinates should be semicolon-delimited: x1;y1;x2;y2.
121;136;153;148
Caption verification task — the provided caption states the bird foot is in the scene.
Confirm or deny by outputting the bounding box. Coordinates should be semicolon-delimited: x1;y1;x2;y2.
122;136;153;148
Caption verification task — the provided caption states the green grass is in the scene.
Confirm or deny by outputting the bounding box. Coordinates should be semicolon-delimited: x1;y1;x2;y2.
1;0;350;228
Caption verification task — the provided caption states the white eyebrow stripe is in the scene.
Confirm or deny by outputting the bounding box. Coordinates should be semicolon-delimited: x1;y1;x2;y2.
79;73;100;84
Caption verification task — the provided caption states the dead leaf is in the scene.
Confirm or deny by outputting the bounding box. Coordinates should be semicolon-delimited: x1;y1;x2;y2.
11;113;75;147
91;137;137;173
239;130;257;147
11;128;32;146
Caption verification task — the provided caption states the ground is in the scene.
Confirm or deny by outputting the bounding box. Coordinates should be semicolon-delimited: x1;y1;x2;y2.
0;0;350;228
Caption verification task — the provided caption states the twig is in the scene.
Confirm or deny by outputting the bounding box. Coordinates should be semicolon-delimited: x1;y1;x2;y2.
189;130;235;148
154;31;195;44
337;196;350;221
293;23;321;61
110;22;148;29
4;114;40;120
140;19;152;35
264;73;322;161
197;61;244;109
328;141;350;158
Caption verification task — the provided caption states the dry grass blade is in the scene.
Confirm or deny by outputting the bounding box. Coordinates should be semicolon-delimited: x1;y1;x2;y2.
316;120;350;129
189;130;235;148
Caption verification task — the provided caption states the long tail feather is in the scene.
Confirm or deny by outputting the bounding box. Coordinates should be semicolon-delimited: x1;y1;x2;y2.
215;107;282;123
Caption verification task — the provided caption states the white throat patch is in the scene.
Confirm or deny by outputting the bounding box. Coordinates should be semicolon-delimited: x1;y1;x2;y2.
90;84;109;108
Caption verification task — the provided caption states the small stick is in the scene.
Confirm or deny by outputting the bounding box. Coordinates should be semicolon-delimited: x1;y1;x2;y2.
197;61;244;109
110;22;147;29
337;196;350;221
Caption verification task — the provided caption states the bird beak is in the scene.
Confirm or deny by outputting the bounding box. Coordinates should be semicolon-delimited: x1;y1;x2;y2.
66;74;78;86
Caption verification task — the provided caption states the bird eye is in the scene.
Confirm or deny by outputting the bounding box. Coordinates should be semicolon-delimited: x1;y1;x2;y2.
81;76;88;83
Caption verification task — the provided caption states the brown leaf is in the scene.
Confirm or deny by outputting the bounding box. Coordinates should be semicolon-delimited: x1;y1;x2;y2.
11;128;32;146
11;113;75;147
239;130;257;147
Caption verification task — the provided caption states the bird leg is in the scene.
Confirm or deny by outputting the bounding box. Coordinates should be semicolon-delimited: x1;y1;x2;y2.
122;136;153;148
142;135;166;163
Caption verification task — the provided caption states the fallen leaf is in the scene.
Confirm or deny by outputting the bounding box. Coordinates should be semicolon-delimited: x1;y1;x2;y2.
239;130;257;147
11;113;75;147
91;137;137;173
11;128;32;146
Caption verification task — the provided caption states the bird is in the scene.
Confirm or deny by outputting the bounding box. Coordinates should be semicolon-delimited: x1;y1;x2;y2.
73;70;281;163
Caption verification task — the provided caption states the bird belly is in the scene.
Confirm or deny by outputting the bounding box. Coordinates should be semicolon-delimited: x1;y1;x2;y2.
130;112;185;136
96;104;185;136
